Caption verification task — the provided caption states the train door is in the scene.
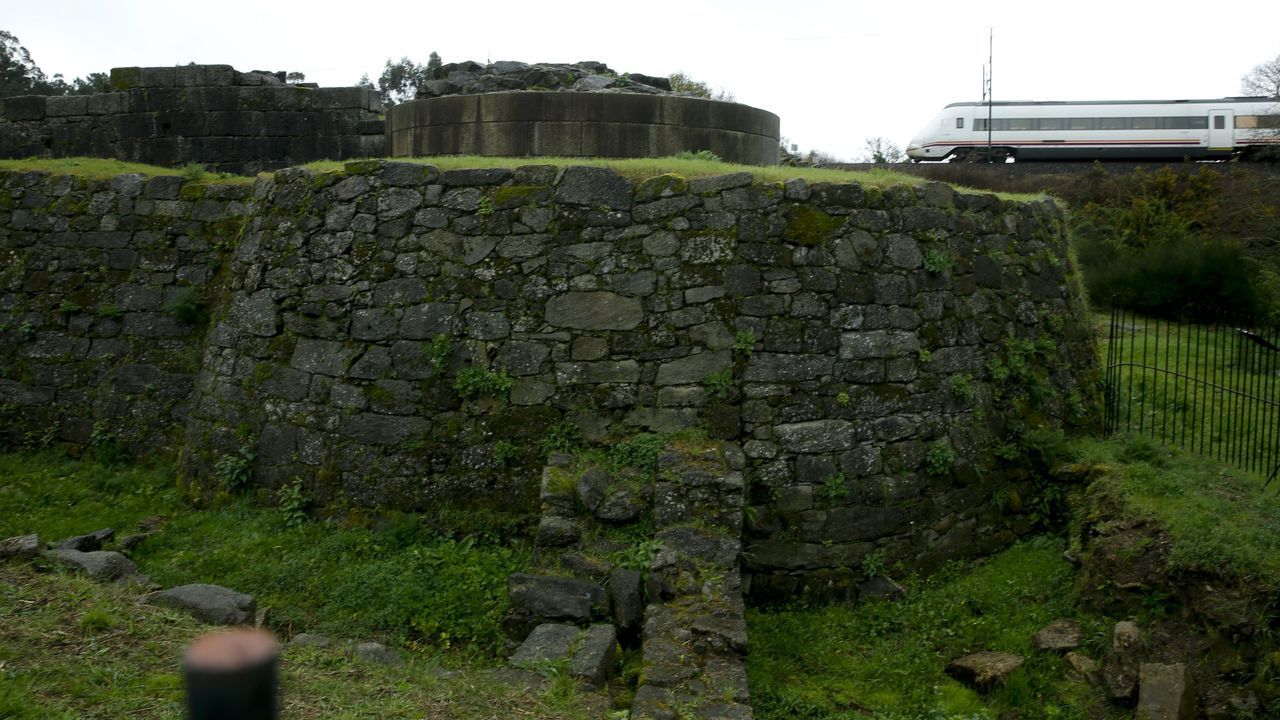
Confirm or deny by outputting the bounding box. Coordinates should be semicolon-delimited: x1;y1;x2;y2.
1208;109;1234;153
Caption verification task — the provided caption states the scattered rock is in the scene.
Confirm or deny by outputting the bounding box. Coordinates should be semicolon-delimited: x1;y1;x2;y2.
575;468;611;511
504;573;607;639
53;528;115;552
595;485;647;523
1138;663;1194;720
136;515;166;533
510;623;579;668
535;516;580;548
1113;620;1141;652
148;583;256;625
355;641;402;665
945;651;1025;691
857;575;906;601
508;623;617;688
609;568;644;643
118;533;152;551
559;552;612;580
46;549;137;581
568;624;617;688
1104;619;1142;701
289;633;332;648
1065;651;1098;676
0;534;39;561
1033;619;1083;651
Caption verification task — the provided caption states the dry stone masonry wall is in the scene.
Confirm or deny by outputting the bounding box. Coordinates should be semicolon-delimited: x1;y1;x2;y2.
0;65;386;174
1;161;1097;589
0;170;248;452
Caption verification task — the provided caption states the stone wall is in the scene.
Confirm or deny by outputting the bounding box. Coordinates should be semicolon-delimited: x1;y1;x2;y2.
387;92;781;166
0;65;386;175
1;160;1097;586
0;169;247;452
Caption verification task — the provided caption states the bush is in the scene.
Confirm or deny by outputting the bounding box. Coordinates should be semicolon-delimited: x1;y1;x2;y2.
1069;166;1272;320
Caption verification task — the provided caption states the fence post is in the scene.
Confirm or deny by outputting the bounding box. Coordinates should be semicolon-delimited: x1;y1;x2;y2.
184;628;279;720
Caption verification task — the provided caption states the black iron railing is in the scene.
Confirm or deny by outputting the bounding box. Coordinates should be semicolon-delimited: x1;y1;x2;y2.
1104;306;1280;485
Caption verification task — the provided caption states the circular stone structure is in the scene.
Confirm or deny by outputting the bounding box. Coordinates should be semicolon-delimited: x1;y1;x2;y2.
387;92;780;165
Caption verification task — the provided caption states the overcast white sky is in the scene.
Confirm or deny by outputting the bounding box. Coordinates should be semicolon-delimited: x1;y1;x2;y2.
8;1;1280;161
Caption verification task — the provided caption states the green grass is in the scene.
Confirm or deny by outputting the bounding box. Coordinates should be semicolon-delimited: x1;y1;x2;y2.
747;538;1112;720
0;452;529;658
0;154;1042;200
1101;311;1280;478
0;157;252;182
303;155;1041;200
0;564;603;720
1069;434;1280;588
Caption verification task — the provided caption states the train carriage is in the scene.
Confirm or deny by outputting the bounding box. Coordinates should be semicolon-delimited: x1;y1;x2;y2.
906;98;1280;162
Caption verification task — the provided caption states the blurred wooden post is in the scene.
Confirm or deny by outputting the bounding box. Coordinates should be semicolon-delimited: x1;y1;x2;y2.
184;628;279;720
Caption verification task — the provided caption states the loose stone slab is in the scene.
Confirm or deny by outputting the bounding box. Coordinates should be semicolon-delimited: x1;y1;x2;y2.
1033;619;1083;651
945;651;1025;690
510;623;579;668
148;583;256;625
1138;663;1194;720
46;549;137;581
0;534;39;561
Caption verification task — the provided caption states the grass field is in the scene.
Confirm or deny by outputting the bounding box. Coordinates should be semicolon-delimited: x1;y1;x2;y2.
0;155;1044;202
1100;309;1280;479
0;564;602;720
747;537;1111;720
0;452;533;658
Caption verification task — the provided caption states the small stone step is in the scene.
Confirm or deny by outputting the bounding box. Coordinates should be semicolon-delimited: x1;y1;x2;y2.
147;583;256;625
510;623;617;688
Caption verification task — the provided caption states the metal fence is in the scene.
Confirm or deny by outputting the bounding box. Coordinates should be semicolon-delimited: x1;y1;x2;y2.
1104;306;1280;484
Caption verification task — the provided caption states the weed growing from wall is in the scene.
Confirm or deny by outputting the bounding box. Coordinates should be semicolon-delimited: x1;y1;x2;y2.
453;366;515;400
214;441;256;491
923;249;955;275
923;441;955;477
704;368;733;399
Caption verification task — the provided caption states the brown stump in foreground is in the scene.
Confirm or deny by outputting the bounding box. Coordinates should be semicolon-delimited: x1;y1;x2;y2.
184;628;279;720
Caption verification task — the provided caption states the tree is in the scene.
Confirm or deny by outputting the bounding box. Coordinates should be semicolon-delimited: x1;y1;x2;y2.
1;30;54;96
860;136;906;164
668;71;735;102
2;30;108;97
285;72;306;85
1241;53;1280;97
426;52;443;81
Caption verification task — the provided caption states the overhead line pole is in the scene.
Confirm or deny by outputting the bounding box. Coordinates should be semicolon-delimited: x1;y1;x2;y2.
986;27;994;163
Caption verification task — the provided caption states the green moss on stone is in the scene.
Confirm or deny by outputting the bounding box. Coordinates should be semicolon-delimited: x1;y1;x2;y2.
635;174;688;201
179;184;207;201
343;160;382;175
492;184;548;208
784;205;843;247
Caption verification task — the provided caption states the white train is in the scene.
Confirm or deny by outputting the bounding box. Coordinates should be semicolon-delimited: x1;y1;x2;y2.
906;98;1280;162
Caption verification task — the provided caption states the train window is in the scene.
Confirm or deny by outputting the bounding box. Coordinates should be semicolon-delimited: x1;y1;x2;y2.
975;118;987;131
1131;117;1157;130
1007;118;1032;131
1214;115;1226;130
1039;118;1064;131
1069;117;1095;130
956;118;965;129
1188;116;1208;129
1100;117;1128;130
1238;115;1258;128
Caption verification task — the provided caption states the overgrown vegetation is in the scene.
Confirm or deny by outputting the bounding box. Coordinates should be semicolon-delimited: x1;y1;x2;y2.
749;538;1107;719
0;452;531;657
0;564;601;719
